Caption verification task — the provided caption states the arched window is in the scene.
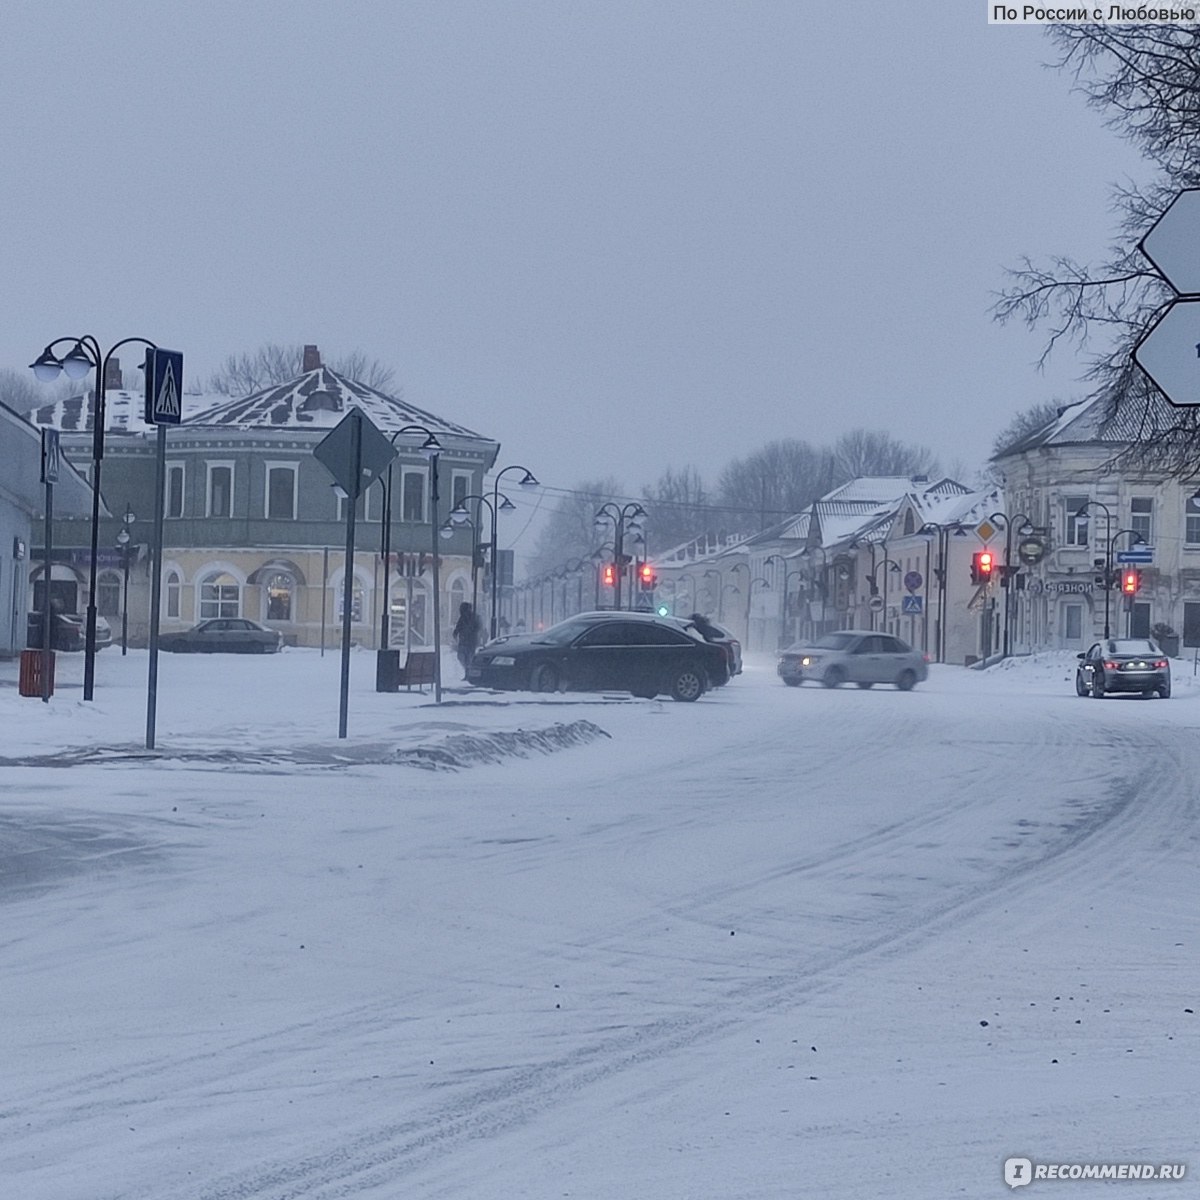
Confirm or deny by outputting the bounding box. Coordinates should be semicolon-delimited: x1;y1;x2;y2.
265;572;294;621
903;510;915;535
449;576;469;617
199;571;241;619
97;571;121;617
165;571;182;619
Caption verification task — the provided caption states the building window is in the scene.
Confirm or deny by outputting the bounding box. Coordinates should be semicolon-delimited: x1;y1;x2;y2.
401;467;427;523
199;571;241;619
1064;603;1083;642
166;463;185;518
266;465;297;520
97;571;121;617
451;471;472;512
265;572;294;621
1186;495;1200;546
1064;496;1089;547
336;576;365;624
165;571;181;619
207;463;233;518
1130;497;1153;543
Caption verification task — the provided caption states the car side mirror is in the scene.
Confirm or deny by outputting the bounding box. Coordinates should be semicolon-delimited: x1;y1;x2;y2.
1076;652;1085;659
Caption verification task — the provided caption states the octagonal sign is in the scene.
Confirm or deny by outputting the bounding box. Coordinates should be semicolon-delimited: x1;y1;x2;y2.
1140;189;1200;295
1132;298;1200;407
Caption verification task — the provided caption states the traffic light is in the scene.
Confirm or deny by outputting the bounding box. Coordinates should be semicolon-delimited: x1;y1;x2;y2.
601;562;616;588
638;562;657;590
971;549;995;585
1122;569;1140;595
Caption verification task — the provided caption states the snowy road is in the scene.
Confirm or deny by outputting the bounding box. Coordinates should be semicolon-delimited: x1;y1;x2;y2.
1;651;1197;1198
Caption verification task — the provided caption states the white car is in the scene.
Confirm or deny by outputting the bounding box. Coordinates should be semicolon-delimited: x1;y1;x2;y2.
777;630;929;690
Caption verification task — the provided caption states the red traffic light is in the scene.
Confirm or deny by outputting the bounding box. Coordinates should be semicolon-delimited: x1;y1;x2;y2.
1122;569;1140;595
601;563;616;588
978;550;994;576
638;562;656;588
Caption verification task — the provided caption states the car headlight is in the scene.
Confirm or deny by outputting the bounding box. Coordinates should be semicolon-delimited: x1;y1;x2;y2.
491;656;516;667
801;656;815;666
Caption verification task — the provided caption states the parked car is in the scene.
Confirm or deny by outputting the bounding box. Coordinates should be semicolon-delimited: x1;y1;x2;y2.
468;611;729;700
1075;638;1170;698
687;615;742;678
158;618;283;654
27;611;113;652
777;630;929;690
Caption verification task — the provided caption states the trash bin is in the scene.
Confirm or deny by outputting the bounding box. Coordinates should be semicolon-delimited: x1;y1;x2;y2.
19;648;55;698
375;648;401;693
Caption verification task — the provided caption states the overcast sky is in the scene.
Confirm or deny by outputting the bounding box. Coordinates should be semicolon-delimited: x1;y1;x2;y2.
2;1;1147;497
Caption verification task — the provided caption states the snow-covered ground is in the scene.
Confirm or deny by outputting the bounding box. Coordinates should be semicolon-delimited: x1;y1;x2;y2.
1;647;1197;1199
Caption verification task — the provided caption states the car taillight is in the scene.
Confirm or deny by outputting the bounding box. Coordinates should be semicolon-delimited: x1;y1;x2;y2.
922;653;931;663
1155;659;1168;668
1104;661;1118;670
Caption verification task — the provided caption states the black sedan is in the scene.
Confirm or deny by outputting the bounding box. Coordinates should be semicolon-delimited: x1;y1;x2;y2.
1076;638;1170;698
467;611;729;700
159;618;284;654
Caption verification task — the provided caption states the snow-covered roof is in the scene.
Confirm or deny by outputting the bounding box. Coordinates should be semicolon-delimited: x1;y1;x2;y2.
187;366;491;442
26;388;228;437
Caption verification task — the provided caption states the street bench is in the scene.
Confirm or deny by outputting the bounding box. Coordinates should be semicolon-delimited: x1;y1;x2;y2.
396;650;436;692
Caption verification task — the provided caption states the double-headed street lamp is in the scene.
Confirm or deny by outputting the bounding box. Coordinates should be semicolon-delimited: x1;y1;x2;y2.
489;465;539;637
918;522;968;662
114;504;136;655
594;502;644;612
450;491;517;632
31;334;157;700
1074;501;1115;639
1108;527;1148;637
799;545;830;638
866;558;901;632
380;425;443;701
988;510;1036;658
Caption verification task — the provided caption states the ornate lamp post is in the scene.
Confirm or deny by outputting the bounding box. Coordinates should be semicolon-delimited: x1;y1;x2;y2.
988;510;1036;657
799;545;830;640
1075;501;1115;639
379;425;444;701
488;465;539;637
918;522;968;661
866;558;901;632
451;491;517;633
594;502;645;612
31;334;157;699
114;504;136;654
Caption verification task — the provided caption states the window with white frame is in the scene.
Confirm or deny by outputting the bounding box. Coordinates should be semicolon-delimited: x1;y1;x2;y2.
1186;495;1200;546
265;572;294;621
165;463;185;518
97;571;121;617
265;464;297;520
199;571;241;618
336;575;366;624
401;466;427;523
165;570;181;619
1130;497;1153;544
451;471;472;512
207;462;234;518
1064;495;1089;546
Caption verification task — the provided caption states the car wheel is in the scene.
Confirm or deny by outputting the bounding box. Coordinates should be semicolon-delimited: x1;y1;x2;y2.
631;688;658;699
530;664;560;693
822;666;845;689
1091;675;1105;699
856;681;874;689
668;667;705;702
1158;680;1172;699
783;678;802;687
895;669;917;692
1075;674;1089;697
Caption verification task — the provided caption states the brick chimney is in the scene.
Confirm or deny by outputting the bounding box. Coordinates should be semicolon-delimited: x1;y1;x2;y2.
105;358;123;390
302;344;321;372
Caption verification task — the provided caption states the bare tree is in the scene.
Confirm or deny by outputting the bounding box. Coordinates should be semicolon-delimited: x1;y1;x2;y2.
990;401;1067;460
208;344;397;395
995;24;1200;473
831;429;940;481
716;439;832;533
639;465;712;552
1;368;74;414
526;477;628;578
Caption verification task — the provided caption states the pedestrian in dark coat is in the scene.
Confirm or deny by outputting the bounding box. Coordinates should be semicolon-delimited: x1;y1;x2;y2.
453;603;483;676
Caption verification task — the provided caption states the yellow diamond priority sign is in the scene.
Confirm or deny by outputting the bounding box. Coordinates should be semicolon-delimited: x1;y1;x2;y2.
975;520;996;542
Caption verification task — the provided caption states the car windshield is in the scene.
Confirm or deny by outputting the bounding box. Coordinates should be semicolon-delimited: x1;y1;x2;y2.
1106;639;1158;655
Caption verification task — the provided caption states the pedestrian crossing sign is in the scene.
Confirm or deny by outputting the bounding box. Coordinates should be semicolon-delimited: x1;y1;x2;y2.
144;348;184;425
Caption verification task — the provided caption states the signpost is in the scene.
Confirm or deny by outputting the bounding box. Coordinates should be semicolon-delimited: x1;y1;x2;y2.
1135;189;1200;406
143;348;183;749
314;409;398;738
901;594;923;614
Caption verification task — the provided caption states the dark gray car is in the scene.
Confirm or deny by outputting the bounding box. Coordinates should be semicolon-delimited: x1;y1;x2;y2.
159;618;283;654
1075;638;1170;698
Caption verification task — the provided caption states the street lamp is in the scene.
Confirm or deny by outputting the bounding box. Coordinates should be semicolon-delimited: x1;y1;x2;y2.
1075;501;1115;639
114;504;136;654
594;501;645;613
1107;527;1147;638
918;522;968;662
451;491;516;633
799;545;830;639
745;576;772;647
701;568;722;616
379;425;444;701
488;465;539;637
31;334;157;699
988;510;1036;658
865;558;901;631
